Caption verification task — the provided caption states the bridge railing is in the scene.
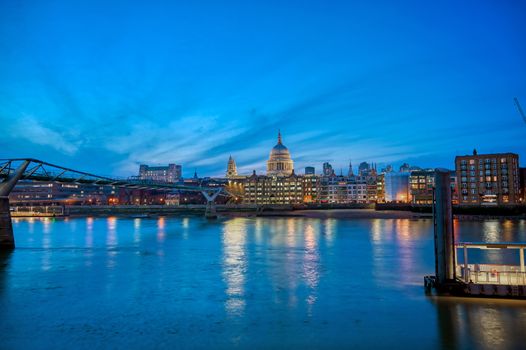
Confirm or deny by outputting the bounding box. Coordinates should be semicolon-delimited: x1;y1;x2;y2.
10;205;64;217
456;264;526;285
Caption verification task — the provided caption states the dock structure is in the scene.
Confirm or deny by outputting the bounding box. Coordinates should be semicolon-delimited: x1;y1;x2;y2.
424;169;526;298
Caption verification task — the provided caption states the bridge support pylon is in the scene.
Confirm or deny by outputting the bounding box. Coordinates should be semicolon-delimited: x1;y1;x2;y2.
0;160;30;249
202;189;222;220
205;201;217;219
0;197;14;248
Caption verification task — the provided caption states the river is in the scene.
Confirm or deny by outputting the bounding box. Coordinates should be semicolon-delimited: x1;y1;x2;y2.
1;216;526;349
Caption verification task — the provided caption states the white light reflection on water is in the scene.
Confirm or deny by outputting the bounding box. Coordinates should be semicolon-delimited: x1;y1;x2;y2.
182;217;189;239
370;219;393;286
84;217;94;267
85;217;94;248
395;219;415;285
106;217;117;247
133;218;141;244
222;218;247;317
41;218;52;271
303;222;319;314
434;297;523;350
286;218;296;247
482;221;500;242
106;217;117;269
323;218;335;246
27;217;35;234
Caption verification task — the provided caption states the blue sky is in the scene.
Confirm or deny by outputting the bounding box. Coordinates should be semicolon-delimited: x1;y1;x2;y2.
1;0;525;177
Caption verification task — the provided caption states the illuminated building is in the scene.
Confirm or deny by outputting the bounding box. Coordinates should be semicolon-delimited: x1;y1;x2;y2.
319;176;369;203
455;150;520;205
226;156;237;178
376;174;385;203
139;163;181;183
243;171;303;204
226;155;246;180
384;172;411;203
241;132;303;204
366;179;378;202
302;173;319;203
267;131;294;176
10;181;117;205
409;170;435;204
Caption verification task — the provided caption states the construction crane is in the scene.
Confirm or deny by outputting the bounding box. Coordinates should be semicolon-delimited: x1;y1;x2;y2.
514;97;526;124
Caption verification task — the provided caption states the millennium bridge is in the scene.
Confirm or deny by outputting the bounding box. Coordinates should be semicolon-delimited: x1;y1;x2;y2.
0;158;224;248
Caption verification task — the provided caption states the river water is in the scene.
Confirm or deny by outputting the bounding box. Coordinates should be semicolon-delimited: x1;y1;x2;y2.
1;215;526;349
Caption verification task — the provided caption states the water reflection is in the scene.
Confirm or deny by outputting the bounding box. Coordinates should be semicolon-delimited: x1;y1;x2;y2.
106;217;117;247
182;217;189;239
370;219;431;288
106;217;117;269
482;221;500;242
133;218;141;244
3;216;526;349
303;223;319;313
157;217;166;243
86;217;94;248
323;218;335;246
286;218;296;247
222;218;247;316
433;298;526;350
0;250;12;299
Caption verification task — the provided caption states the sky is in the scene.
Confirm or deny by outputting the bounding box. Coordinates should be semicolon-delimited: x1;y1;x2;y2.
1;0;525;178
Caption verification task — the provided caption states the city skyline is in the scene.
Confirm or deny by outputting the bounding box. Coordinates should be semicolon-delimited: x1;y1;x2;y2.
1;1;525;178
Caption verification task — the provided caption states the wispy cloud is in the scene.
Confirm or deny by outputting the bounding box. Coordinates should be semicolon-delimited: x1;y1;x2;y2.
8;115;81;155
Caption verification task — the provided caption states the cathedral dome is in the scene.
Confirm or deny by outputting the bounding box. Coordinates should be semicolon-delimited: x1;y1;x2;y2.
267;131;294;176
270;141;290;158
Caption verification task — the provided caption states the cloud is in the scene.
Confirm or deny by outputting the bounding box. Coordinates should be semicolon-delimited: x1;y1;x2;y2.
8;115;81;155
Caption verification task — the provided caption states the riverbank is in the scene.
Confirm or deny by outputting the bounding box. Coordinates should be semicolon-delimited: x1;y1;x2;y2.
255;209;429;219
11;204;526;220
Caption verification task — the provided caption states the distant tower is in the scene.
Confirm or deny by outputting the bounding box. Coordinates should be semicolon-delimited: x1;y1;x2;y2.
193;169;198;179
348;160;354;177
226;155;238;178
358;162;370;176
322;162;335;177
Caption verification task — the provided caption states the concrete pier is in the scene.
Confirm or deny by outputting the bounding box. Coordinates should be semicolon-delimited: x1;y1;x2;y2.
204;201;217;219
425;169;526;298
0;197;15;248
433;169;456;284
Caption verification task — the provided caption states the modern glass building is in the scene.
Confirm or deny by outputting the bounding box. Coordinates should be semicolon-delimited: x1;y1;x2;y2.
384;172;410;203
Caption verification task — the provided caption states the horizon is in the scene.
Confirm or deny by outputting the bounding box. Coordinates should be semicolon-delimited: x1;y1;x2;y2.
1;0;525;178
